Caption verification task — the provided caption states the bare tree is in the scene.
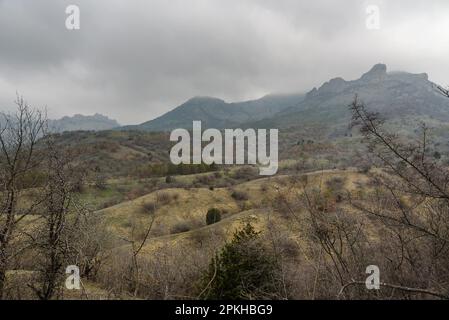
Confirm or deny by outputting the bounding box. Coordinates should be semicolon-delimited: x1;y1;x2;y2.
347;95;449;299
119;200;156;297
436;85;449;99
129;215;155;297
0;95;46;298
267;92;449;299
73;209;112;281
28;137;84;300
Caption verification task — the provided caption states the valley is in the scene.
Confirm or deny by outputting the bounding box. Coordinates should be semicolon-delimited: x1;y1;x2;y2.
2;64;449;300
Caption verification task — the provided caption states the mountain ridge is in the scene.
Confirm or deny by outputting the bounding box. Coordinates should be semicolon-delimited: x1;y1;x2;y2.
119;63;448;134
49;113;120;132
121;93;305;131
243;64;448;135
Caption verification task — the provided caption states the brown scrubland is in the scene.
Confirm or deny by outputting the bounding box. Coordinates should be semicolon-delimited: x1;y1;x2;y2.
2;92;449;300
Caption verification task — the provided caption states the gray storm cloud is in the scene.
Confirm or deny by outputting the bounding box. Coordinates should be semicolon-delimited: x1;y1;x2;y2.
0;0;448;124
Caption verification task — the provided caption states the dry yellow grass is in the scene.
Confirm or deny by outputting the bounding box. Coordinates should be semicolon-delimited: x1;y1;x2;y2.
98;168;370;256
4;168;377;299
5;270;115;300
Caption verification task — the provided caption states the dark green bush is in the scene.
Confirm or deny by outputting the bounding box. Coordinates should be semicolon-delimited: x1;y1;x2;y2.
199;223;281;300
206;208;221;225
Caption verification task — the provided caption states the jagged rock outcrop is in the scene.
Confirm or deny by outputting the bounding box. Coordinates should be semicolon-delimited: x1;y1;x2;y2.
247;64;449;134
49;113;120;132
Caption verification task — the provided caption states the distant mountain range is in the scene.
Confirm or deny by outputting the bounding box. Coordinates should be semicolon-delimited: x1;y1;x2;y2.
0;112;120;133
122;64;449;135
121;93;305;132
49;113;120;132
6;64;445;135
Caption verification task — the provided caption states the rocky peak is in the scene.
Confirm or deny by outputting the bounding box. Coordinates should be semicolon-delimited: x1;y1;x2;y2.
360;63;387;81
49;114;120;132
319;77;348;93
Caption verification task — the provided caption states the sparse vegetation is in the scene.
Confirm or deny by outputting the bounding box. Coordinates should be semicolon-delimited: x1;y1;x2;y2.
3;81;449;301
170;221;192;234
231;190;249;201
142;201;157;215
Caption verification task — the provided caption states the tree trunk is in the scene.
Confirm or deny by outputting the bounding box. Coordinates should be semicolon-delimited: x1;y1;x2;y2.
0;257;8;299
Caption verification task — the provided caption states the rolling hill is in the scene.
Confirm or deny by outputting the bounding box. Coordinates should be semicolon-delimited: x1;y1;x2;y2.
122;93;305;131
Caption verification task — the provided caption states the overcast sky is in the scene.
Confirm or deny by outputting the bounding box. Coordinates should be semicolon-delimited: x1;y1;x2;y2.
0;0;448;124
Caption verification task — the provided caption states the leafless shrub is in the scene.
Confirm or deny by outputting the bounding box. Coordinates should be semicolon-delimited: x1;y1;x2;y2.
170;221;192;234
189;228;210;248
141;201;156;215
101;198;122;209
231;166;258;180
326;176;346;192
194;174;216;186
157;191;175;205
231;190;249;201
